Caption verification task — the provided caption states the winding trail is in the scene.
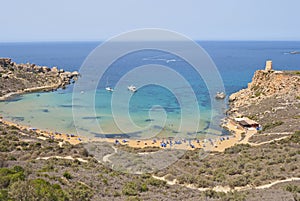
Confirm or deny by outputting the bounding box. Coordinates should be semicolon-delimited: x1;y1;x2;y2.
102;146;118;163
36;155;88;163
152;175;300;193
255;178;300;189
249;136;290;146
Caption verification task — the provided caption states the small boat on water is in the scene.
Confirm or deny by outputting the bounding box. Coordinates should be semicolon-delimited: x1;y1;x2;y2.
105;77;114;92
127;85;137;92
105;87;114;92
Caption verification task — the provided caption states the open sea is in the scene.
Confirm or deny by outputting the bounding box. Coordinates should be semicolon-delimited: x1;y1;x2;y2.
0;41;300;139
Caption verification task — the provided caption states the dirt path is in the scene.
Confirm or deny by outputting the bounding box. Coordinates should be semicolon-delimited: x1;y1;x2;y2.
36;155;88;163
249;136;290;146
255;177;300;189
102;146;118;163
152;175;300;193
258;132;294;136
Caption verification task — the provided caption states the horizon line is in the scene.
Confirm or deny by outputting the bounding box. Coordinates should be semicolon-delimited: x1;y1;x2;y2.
1;39;300;43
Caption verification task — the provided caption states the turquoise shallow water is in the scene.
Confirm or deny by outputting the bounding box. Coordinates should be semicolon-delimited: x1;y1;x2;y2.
1;41;300;139
0;86;225;139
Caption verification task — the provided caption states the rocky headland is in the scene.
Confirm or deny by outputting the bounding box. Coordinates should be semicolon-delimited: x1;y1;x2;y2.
0;58;79;100
228;61;300;133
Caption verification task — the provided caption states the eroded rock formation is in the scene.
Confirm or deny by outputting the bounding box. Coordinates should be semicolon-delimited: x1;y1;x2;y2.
0;58;79;98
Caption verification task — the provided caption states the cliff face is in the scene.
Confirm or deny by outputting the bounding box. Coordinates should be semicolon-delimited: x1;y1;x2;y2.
229;70;300;108
0;58;79;99
228;69;300;133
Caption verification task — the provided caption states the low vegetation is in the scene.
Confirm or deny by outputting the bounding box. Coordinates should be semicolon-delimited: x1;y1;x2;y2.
117;145;160;153
157;131;300;189
262;121;284;131
0;122;299;200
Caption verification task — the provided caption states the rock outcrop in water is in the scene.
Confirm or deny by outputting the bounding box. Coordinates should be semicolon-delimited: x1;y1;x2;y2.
227;61;300;133
0;58;79;99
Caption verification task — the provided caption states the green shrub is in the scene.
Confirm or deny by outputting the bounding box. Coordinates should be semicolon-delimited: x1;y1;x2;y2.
63;171;72;180
0;166;25;188
228;176;249;188
0;189;8;201
289;131;300;143
122;182;138;196
224;144;250;154
140;183;148;192
146;177;166;187
10;179;68;201
68;182;93;201
262;121;283;131
285;184;300;193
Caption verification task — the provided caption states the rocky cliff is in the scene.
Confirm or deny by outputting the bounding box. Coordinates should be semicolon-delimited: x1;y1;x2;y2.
228;68;300;133
0;58;79;99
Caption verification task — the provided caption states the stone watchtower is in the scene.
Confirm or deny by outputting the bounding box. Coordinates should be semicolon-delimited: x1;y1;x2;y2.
265;60;272;71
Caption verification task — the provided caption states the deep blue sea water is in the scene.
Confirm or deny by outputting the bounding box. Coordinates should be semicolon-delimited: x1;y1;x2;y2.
0;41;300;139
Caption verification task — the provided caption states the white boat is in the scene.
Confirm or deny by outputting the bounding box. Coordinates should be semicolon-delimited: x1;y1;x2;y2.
105;77;114;92
105;87;114;92
127;85;137;92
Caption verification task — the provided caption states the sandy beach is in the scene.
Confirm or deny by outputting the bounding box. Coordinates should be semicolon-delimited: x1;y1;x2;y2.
0;116;257;153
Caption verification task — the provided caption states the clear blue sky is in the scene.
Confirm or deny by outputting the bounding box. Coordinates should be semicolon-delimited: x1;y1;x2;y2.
1;0;300;42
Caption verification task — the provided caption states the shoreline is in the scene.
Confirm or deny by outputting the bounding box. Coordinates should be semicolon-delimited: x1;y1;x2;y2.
0;86;251;152
0;82;63;101
0;57;258;152
0;114;256;152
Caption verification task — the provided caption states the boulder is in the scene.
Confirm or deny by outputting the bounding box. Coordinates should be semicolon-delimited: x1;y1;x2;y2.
0;58;11;67
2;74;9;79
51;67;59;73
34;66;43;73
71;71;79;76
42;66;50;72
229;94;237;102
215;92;226;99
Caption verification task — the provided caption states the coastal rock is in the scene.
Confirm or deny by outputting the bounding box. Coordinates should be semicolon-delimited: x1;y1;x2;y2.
71;71;79;76
51;67;58;73
215;92;226;99
229;70;300;109
42;66;50;72
229;94;237;102
227;61;300;133
0;58;79;99
0;58;11;67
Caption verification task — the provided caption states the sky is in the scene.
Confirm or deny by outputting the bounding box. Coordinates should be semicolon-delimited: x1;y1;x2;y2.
1;0;300;42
